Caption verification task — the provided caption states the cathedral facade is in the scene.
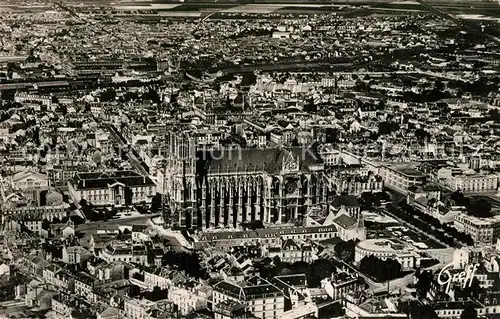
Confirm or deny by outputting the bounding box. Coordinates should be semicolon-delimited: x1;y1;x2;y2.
163;133;329;229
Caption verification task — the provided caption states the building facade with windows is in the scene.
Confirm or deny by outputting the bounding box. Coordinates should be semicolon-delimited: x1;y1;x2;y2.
213;276;285;319
453;213;500;244
162;132;329;229
68;171;156;206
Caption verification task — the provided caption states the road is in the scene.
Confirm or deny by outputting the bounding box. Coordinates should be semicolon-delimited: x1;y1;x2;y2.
147;220;191;250
102;123;150;176
75;215;156;232
75;214;186;248
370;262;445;294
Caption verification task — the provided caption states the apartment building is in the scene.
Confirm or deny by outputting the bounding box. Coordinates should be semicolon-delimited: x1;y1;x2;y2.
168;288;208;316
453;213;500;244
447;174;498;193
213;276;285;319
379;164;426;194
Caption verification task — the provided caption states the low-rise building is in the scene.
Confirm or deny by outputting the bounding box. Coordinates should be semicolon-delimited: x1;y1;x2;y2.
447;173;498;193
195;226;337;250
321;271;360;301
99;242;149;265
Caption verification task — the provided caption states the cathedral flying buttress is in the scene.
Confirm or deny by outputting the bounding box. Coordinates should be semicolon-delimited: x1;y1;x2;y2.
163;135;329;229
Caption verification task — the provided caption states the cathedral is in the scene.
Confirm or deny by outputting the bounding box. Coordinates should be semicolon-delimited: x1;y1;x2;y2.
163;133;330;229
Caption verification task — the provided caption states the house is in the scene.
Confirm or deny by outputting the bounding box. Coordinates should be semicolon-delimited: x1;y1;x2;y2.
49;220;75;239
132;225;150;243
331;214;366;242
213;300;246;319
281;239;314;264
27;256;50;276
168;287;209;316
42;264;74;291
98;307;121;319
213;276;285;319
321;270;360;301
271;274;308;311
62;246;92;265
74;272;99;303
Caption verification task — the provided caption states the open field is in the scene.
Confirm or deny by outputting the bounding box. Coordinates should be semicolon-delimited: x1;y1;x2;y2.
3;0;500;21
106;0;500;20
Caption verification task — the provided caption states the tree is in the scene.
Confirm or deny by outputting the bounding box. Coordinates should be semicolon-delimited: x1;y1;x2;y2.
124;186;133;206
307;259;336;287
334;240;357;262
402;300;439;319
143;88;160;103
450;190;468;206
466;198;492;218
378;121;399;136
99;88;116;102
415;270;433;299
461;303;478;319
460;277;484;302
435;80;445;92
42;219;50;230
92;150;102;165
325;128;340;144
415;128;430;144
489;109;500;123
150;194;162;213
359;255;402;282
147;286;168;301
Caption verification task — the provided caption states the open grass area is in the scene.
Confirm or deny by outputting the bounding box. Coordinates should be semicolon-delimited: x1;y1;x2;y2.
371;2;427;10
167;3;239;11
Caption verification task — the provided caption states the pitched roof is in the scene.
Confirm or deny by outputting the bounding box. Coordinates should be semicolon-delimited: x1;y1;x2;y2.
333;214;357;229
332;195;359;207
71;170;154;190
200;147;321;175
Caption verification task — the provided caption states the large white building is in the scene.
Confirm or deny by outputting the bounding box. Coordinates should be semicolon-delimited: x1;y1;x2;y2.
68;171;156;206
447;174;498;193
354;239;420;270
379;164;426;194
453;213;500;245
194;225;337;250
168;288;208;316
213;276;285;319
99;242;149;265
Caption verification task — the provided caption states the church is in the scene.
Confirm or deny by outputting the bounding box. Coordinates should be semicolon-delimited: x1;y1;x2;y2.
162;133;330;229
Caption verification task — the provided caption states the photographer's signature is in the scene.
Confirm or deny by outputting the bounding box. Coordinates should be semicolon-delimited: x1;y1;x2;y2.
437;263;479;294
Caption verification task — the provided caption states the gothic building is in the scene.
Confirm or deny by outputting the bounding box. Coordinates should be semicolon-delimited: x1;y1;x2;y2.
163;133;329;229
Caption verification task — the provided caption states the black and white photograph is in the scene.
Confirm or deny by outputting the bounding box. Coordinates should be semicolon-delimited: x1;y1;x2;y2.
0;0;499;317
